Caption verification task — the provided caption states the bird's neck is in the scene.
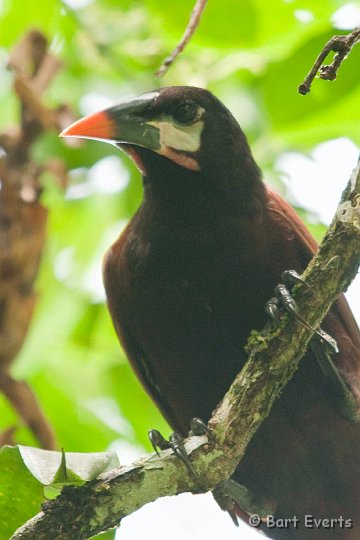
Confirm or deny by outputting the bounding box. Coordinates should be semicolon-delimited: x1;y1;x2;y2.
136;148;266;220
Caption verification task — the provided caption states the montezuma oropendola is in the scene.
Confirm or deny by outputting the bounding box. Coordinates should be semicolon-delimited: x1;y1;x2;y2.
61;87;360;539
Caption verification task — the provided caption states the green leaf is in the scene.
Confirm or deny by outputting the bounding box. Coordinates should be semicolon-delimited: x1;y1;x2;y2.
144;0;258;47
0;446;119;538
262;29;360;132
105;364;170;449
18;445;120;486
252;0;337;48
0;446;43;540
91;531;116;540
0;0;74;45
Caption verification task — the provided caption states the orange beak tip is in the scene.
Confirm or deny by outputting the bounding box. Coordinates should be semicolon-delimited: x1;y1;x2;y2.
59;122;83;138
58;111;115;140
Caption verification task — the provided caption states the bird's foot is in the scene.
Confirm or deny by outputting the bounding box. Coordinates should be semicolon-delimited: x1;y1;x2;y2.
212;480;241;526
148;418;211;479
266;270;359;421
213;479;276;527
265;270;338;353
189;417;213;438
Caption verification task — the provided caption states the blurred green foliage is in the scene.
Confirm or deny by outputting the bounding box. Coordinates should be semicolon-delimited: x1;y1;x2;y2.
0;445;119;538
0;0;359;537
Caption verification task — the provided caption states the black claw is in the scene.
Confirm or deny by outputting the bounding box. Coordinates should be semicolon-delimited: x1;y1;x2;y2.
274;283;338;354
275;283;315;331
213;479;276;526
149;427;198;479
316;328;339;354
274;284;300;315
148;429;170;456
190;417;212;438
265;297;281;326
213;481;240;528
281;269;309;289
169;432;197;479
228;511;239;527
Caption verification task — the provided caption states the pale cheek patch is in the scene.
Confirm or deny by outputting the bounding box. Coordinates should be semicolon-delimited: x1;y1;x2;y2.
146;118;204;171
147;119;204;153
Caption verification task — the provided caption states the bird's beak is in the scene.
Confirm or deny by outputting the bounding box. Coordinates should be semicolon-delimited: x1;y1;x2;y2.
60;91;201;172
60;92;161;151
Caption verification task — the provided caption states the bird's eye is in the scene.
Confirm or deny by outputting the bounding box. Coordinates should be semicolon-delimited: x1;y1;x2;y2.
173;101;199;124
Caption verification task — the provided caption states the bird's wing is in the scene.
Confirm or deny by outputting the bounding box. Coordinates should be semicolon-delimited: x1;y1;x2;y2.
266;186;360;408
103;235;186;433
113;317;182;430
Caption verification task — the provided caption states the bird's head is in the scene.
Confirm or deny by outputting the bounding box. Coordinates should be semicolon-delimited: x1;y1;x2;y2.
61;86;260;196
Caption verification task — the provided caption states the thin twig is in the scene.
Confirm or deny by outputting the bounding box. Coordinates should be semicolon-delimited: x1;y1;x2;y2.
299;26;360;95
32;54;63;95
13;77;57;130
156;0;208;77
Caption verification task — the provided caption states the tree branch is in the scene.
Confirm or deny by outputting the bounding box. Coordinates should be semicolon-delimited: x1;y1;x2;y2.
156;0;208;77
298;26;360;94
12;159;360;539
0;31;78;450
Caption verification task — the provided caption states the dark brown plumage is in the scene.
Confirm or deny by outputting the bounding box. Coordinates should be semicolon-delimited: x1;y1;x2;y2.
62;87;360;539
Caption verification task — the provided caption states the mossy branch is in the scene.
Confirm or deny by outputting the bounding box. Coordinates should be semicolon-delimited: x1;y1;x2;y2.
12;159;360;540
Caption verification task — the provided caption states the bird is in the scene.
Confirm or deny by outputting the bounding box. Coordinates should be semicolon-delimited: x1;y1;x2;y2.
61;86;360;539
